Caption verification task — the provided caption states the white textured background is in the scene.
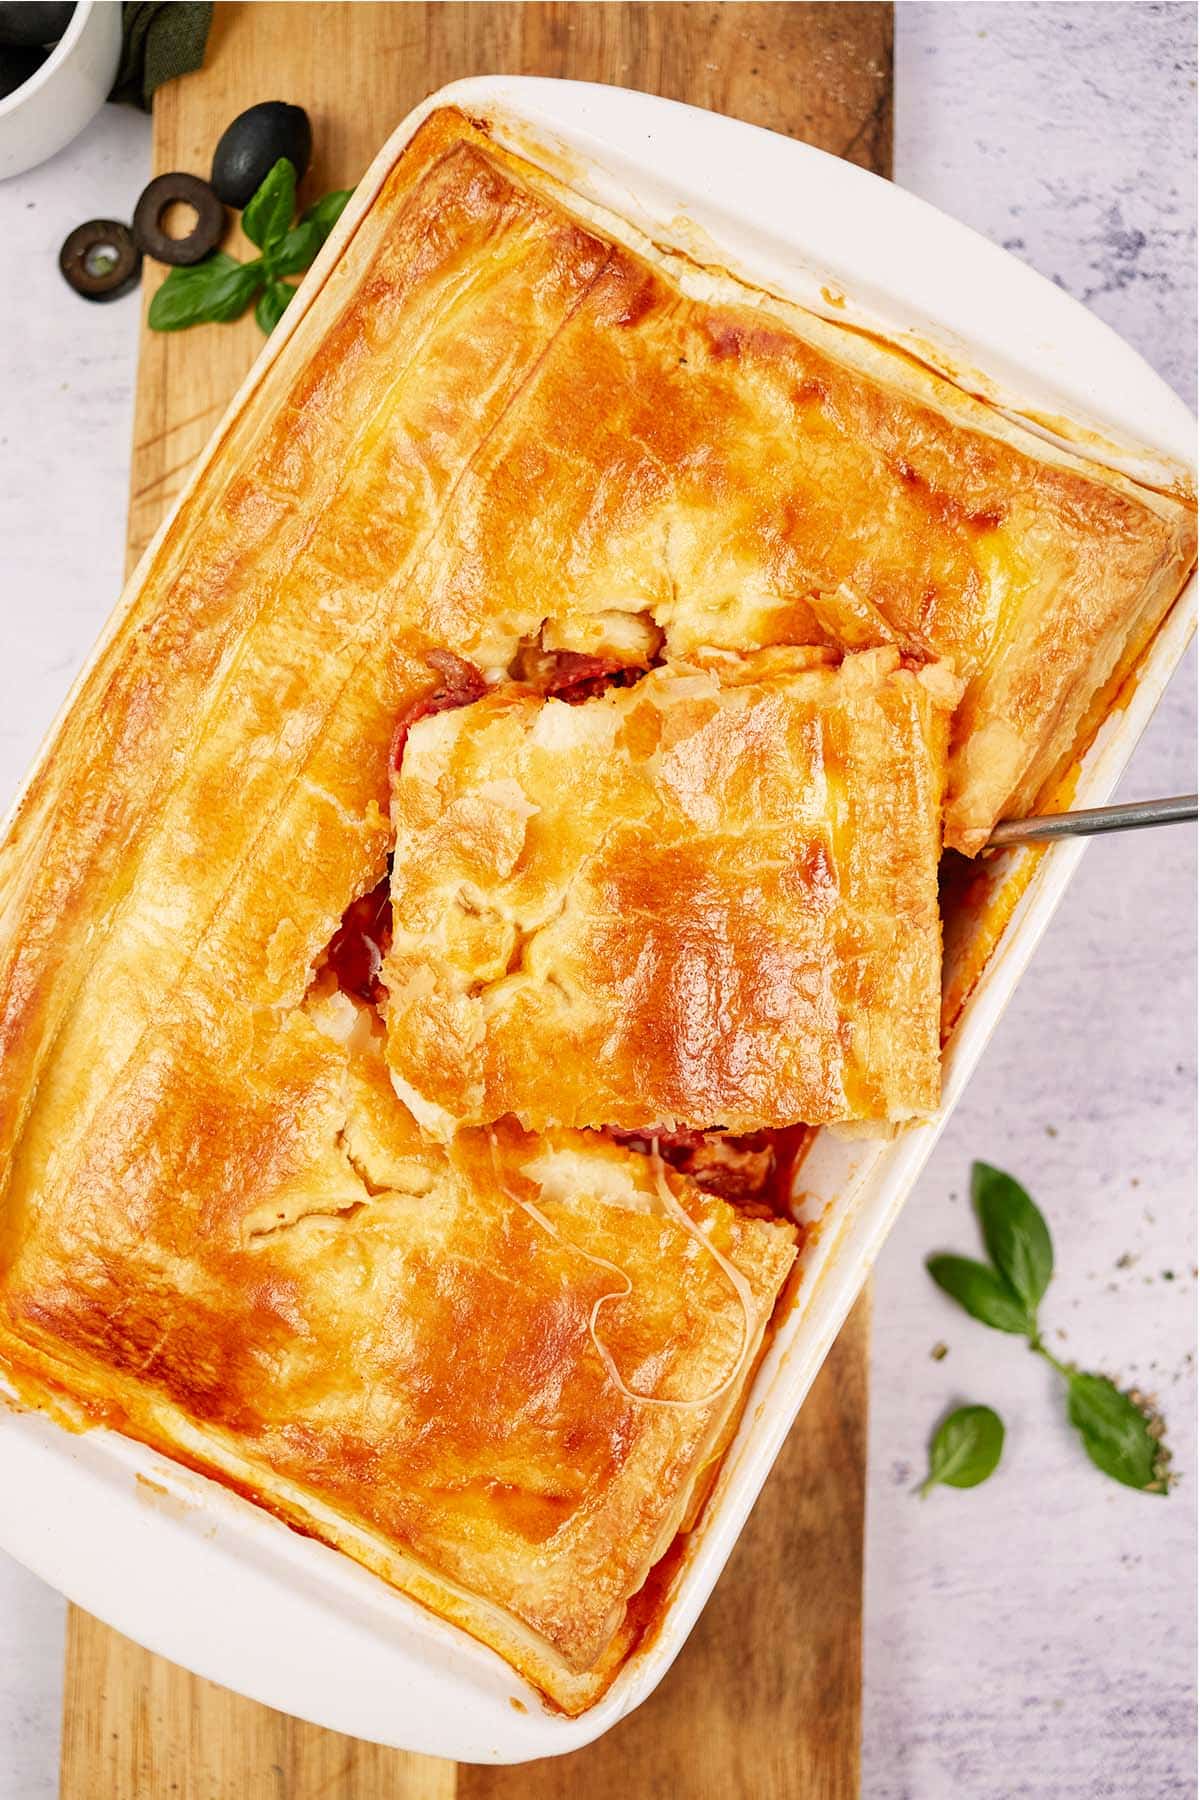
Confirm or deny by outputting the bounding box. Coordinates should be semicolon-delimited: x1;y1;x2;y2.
0;5;1195;1796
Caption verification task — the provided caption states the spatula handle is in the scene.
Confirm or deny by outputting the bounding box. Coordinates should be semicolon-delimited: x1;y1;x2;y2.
986;794;1198;849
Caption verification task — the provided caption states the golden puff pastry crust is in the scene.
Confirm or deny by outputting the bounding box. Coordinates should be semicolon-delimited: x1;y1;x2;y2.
359;114;1191;856
0;103;1192;1714
0;1005;795;1713
384;648;960;1135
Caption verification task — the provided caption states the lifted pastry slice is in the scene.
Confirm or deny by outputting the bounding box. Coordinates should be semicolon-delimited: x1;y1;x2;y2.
383;645;961;1136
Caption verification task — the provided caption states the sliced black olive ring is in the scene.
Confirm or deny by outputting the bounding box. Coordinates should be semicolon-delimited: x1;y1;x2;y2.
59;220;141;302
132;172;225;267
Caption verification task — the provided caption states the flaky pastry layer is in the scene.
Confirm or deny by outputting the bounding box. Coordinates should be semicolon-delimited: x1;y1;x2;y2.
1;1002;794;1711
385;647;959;1134
0;104;1192;1712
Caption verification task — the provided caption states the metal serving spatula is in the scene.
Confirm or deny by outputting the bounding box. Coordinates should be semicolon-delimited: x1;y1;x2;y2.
986;793;1197;849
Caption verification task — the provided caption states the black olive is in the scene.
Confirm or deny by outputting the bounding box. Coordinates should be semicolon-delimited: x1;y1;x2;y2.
59;219;141;303
0;2;74;46
0;43;47;97
210;102;312;209
132;172;225;267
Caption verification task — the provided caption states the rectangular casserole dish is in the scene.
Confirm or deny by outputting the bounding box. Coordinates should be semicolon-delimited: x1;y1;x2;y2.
0;76;1194;1762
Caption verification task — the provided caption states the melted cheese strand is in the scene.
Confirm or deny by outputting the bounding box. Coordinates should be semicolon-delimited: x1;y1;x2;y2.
487;1132;754;1410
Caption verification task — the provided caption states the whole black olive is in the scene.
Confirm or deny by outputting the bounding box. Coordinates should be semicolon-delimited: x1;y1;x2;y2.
59;219;141;303
0;2;75;46
0;43;46;96
132;171;225;266
210;102;312;209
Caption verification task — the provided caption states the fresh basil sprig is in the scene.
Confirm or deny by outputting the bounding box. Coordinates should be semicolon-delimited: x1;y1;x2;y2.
145;252;262;331
148;158;353;336
254;280;294;336
241;157;298;251
265;219;323;277
974;1162;1054;1314
925;1255;1034;1335
1066;1370;1165;1490
926;1162;1172;1494
301;188;356;237
919;1404;1005;1498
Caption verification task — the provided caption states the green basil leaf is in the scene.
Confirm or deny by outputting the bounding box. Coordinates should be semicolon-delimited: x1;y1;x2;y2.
255;280;294;336
926;1255;1034;1335
147;254;263;332
1067;1372;1169;1493
242;157;297;251
300;187;353;243
920;1404;1005;1496
262;219;322;278
972;1162;1053;1316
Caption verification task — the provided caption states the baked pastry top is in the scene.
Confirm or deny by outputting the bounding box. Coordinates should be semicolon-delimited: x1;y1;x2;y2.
0;103;1193;1715
316;114;1192;861
1;993;794;1710
385;646;960;1136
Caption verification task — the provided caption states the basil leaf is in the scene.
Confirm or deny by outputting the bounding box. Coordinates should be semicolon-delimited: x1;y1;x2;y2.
255;280;294;336
920;1404;1005;1496
926;1254;1034;1335
242;157;297;251
301;187;353;243
1067;1372;1168;1493
263;219;322;278
148;254;263;332
972;1162;1053;1316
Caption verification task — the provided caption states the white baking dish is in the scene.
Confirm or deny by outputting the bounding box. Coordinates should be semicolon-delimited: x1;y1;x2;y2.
0;77;1194;1763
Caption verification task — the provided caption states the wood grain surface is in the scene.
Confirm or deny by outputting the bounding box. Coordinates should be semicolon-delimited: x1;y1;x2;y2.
60;6;891;1796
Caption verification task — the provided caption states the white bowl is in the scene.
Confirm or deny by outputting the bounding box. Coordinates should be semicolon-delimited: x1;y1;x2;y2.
0;0;122;181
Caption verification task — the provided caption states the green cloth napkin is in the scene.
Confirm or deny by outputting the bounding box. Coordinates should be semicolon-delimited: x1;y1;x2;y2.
108;1;213;110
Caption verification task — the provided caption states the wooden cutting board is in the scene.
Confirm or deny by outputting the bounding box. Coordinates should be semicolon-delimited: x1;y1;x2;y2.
59;6;891;1795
